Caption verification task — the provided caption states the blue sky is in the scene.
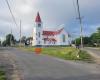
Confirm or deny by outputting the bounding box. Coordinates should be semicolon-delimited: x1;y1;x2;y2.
0;0;100;40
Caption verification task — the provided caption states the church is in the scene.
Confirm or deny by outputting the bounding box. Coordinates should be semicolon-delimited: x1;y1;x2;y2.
32;12;70;46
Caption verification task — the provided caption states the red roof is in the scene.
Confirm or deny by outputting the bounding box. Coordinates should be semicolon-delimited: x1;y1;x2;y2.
43;38;57;42
43;28;64;36
35;12;41;22
43;31;57;36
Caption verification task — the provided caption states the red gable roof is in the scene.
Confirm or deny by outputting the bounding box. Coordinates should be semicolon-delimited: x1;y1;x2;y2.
35;12;41;22
43;28;64;36
43;31;57;36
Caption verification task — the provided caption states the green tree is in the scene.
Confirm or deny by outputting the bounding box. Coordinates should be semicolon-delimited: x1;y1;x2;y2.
97;27;100;33
0;40;1;46
83;37;91;45
2;40;6;46
90;32;100;46
5;34;15;46
76;38;81;45
21;36;26;43
74;27;100;47
74;37;91;46
26;37;33;45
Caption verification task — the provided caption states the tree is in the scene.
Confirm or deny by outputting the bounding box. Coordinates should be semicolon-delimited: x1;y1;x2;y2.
26;37;33;45
83;37;91;45
97;27;100;33
74;27;100;47
21;36;26;44
0;40;1;46
5;34;15;46
76;38;81;45
90;32;100;46
74;37;91;46
2;40;6;46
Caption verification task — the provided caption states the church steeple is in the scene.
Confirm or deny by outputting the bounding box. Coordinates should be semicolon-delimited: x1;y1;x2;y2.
33;12;43;46
35;12;41;23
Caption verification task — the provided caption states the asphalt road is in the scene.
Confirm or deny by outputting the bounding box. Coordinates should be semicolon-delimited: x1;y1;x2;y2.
84;47;100;57
84;47;100;64
1;47;100;80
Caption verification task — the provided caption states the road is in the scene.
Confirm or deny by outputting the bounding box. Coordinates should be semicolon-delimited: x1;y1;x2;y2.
0;47;100;80
84;47;100;57
84;47;100;64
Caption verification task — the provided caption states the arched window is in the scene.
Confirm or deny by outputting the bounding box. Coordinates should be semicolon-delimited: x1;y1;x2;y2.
38;32;40;37
38;24;41;27
38;41;41;44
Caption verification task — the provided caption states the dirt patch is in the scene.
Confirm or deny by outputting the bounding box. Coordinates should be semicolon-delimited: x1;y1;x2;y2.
0;52;23;80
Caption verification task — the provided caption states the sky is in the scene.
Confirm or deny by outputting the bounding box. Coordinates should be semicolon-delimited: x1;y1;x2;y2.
0;0;100;40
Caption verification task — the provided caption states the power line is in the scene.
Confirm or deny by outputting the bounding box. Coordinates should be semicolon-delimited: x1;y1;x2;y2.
72;0;78;18
20;20;22;46
5;0;18;27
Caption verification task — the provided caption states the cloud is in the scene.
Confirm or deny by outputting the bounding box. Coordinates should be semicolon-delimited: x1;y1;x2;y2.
0;0;100;40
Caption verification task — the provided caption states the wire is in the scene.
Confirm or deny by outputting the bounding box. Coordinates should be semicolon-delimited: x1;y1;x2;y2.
5;0;18;27
72;0;78;18
76;0;82;23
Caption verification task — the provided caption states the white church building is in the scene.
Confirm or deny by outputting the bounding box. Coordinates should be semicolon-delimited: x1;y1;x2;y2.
32;12;70;46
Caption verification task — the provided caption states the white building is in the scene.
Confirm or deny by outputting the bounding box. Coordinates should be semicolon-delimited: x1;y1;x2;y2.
32;12;70;46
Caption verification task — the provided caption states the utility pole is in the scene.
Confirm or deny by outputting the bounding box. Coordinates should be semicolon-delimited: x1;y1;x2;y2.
20;20;22;46
76;0;83;48
10;28;12;46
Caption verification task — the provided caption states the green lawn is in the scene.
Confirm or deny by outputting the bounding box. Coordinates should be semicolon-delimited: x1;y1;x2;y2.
20;47;93;62
0;68;6;80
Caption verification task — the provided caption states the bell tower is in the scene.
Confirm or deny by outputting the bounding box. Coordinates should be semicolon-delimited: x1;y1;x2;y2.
32;12;43;46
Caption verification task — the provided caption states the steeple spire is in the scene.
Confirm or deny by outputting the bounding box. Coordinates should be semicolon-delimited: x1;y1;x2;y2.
35;12;41;22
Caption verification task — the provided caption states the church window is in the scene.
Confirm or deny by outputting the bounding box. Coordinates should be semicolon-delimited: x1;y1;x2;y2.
44;40;46;44
62;34;66;42
38;41;41;44
38;32;40;37
38;24;41;27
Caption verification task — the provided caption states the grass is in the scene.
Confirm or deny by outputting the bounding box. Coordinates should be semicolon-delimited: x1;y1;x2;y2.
20;47;93;62
0;68;6;80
